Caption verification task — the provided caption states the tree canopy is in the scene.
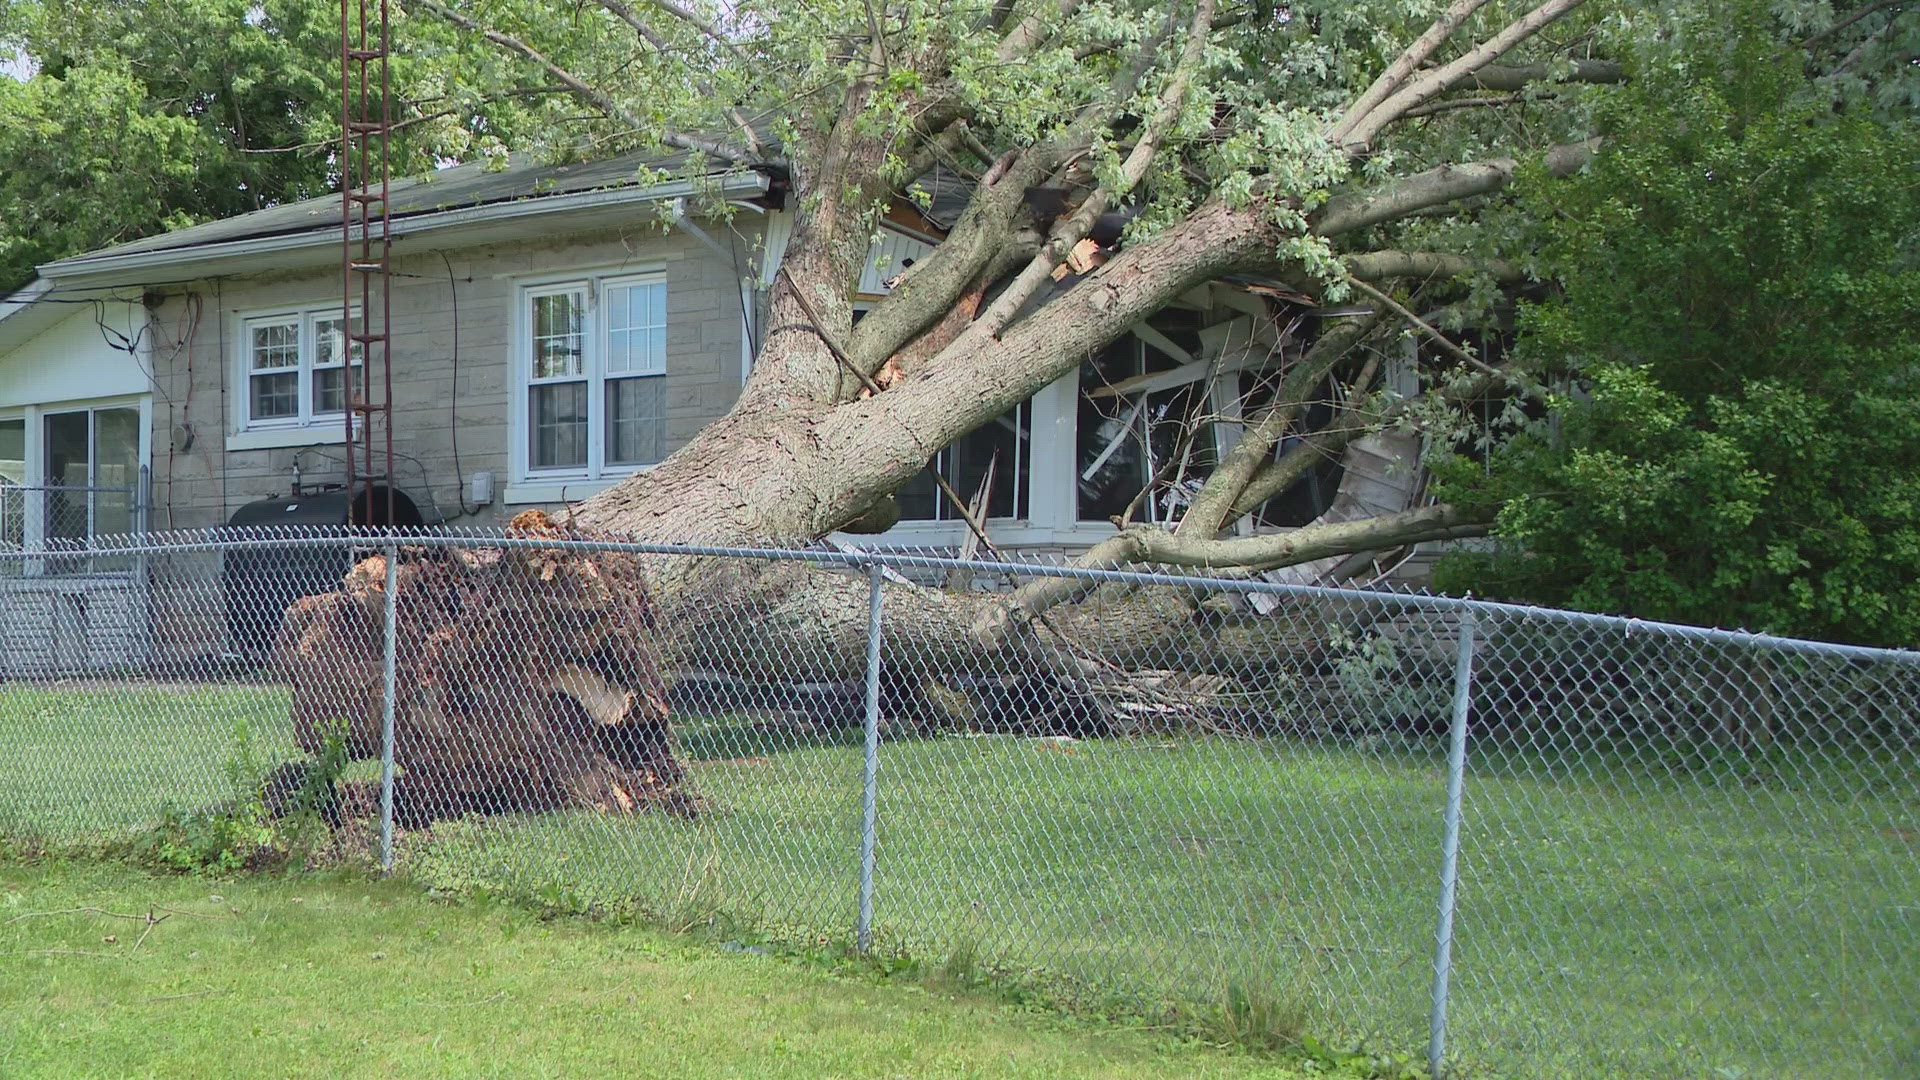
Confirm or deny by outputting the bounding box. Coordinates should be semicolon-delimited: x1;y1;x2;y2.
1434;5;1920;646
0;0;548;292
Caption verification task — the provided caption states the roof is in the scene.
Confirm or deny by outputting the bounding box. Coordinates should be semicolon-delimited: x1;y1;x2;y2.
39;148;769;285
70;149;722;262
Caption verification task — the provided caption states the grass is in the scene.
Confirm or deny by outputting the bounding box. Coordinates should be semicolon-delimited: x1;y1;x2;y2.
2;683;1917;1078
0;860;1324;1078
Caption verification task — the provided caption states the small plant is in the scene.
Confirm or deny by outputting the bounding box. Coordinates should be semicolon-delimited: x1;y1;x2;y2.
1298;1035;1430;1079
134;717;351;873
936;937;985;988
1327;629;1447;735
273;718;351;865
1203;980;1309;1053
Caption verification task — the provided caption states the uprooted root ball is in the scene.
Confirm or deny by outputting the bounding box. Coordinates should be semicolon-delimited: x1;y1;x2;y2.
276;510;697;825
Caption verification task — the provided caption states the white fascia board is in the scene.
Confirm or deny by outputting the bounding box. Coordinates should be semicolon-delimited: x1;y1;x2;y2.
0;278;56;351
39;172;772;287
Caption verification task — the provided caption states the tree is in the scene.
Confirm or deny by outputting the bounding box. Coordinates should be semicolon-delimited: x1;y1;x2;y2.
1434;7;1920;646
393;0;1920;643
0;0;551;292
393;1;1633;623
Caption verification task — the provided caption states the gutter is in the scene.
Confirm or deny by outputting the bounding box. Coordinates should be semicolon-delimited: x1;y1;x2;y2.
38;172;773;286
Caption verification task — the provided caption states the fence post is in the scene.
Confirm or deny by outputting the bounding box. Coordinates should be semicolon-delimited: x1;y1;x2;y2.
379;541;399;873
1429;612;1477;1079
857;559;884;953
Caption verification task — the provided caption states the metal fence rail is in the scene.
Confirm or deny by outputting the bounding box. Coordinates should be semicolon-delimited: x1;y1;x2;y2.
0;527;1915;1079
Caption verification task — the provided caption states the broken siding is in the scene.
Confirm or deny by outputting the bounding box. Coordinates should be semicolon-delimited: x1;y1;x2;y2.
857;229;936;298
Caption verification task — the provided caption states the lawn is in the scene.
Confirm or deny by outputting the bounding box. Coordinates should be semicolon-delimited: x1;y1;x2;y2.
1;683;1915;1078
0;860;1320;1079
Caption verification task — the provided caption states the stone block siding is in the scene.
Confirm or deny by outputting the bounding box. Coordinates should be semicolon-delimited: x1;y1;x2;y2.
145;220;754;532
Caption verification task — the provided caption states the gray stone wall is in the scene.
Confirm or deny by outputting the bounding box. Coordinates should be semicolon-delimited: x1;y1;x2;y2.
145;218;755;531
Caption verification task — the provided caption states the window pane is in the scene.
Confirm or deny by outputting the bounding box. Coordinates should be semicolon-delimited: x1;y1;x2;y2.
250;320;300;370
898;402;1031;522
958;403;1028;520
606;281;666;375
92;408;139;539
530;382;588;470
251;372;299;420
531;292;585;379
606;376;666;466
1077;342;1149;522
1077;320;1213;525
313;365;364;415
0;418;23;560
313;314;363;368
0;417;22;484
43;411;89;542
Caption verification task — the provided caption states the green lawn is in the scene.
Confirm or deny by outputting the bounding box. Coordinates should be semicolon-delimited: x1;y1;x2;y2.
1;683;1916;1078
0;860;1319;1079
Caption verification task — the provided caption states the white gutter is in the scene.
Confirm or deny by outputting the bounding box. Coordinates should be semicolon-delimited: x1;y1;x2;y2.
39;172;772;285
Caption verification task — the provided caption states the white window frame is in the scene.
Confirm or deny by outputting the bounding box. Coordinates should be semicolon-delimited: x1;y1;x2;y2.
0;395;153;576
233;304;363;436
510;268;670;488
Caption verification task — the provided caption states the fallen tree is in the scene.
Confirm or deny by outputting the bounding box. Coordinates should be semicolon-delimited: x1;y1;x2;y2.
273;1;1685;819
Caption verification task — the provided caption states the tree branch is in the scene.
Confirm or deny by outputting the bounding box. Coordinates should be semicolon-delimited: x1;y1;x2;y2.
1312;138;1598;236
636;0;740;57
980;503;1493;638
1341;0;1589;151
592;0;672;52
1229;362;1525;521
1344;250;1524;283
844;148;1054;375
1455;58;1623;91
410;0;761;165
1176;313;1384;539
589;0;766;157
967;0;1216;342
845;0;1186;374
1329;0;1496;146
996;0;1086;62
1342;273;1499;378
238;86;576;153
1401;92;1533;120
1785;0;1904;56
1221;346;1386;526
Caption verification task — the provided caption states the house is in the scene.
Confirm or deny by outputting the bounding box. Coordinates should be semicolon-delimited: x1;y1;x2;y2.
0;280;155;672
3;149;1431;670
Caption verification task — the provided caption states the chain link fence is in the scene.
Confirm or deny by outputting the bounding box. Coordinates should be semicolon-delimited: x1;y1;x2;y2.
0;527;1914;1078
0;482;144;577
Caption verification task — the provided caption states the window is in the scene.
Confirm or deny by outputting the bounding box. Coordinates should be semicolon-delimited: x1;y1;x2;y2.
240;306;363;429
0;417;23;556
1;403;144;575
518;274;668;479
1077;325;1214;526
896;403;1031;522
43;407;140;545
